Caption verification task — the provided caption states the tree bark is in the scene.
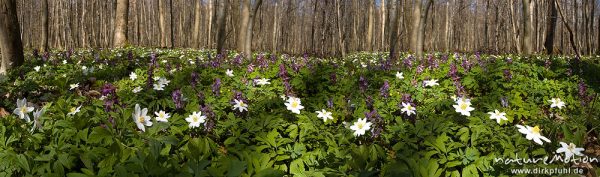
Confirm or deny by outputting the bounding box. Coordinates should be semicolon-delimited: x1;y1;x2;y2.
410;0;433;58
522;0;533;54
113;0;129;47
335;0;345;57
158;0;166;47
388;0;399;58
555;0;580;58
543;0;557;54
40;0;48;51
237;0;249;55
192;0;201;48
215;0;227;53
0;0;24;74
244;0;262;57
366;0;374;51
380;0;386;51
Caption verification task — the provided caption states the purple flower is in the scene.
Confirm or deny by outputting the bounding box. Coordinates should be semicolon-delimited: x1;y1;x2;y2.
247;64;255;73
172;89;184;109
101;83;119;112
503;69;512;81
579;80;590;106
359;76;368;93
461;56;472;72
327;98;334;109
146;66;154;88
506;57;513;65
403;55;413;68
150;52;158;68
416;64;425;75
501;96;509;108
402;94;413;103
202;105;216;133
233;54;243;66
544;59;552;69
191;72;199;88
380;80;390;99
212;78;221;97
366;96;374;110
330;73;337;85
42;51;50;62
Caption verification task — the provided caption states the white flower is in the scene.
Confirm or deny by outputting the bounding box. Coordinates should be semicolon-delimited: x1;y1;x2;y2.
453;98;475;116
255;78;271;86
13;98;34;122
226;69;234;77
395;72;404;79
488;109;508;124
516;125;551;145
185;111;206;128
99;95;107;100
70;83;79;90
132;104;153;132
400;102;416;116
556;142;585;160
30;108;44;132
34;66;41;72
154;111;171;122
133;87;143;93
62;60;67;64
350;118;372;136
315;109;333;122
161;60;168;63
67;105;82;116
423;79;439;87
82;66;87;70
232;99;248;112
153;83;165;90
130;72;137;80
280;94;287;100
158;77;170;86
153;76;161;81
549;98;566;109
284;97;304;114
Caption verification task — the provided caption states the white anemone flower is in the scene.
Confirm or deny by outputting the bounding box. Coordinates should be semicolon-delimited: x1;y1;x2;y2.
153;83;165;90
226;69;234;77
395;72;404;79
13;98;34;122
516;125;551;145
34;66;41;72
400;102;416;116
154;110;171;122
556;142;585;160
67;105;82;116
423;79;439;87
255;78;271;85
232;99;248;112
129;72;138;80
70;83;79;90
132;104;153;132
453;98;474;116
549;98;566;109
30;109;44;132
132;86;143;93
350;118;372;136
284;97;304;114
315;109;333;122
488;109;508;124
185;111;206;128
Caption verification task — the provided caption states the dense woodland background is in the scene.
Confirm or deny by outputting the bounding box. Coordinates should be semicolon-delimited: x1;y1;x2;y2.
0;0;599;60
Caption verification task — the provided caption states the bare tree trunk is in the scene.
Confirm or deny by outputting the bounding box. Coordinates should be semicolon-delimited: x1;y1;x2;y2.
113;0;129;47
410;0;433;58
555;0;580;58
244;0;263;57
509;0;521;53
380;0;385;51
335;0;345;57
169;0;174;48
544;0;557;54
40;0;48;51
237;0;249;55
522;0;533;54
272;0;278;52
158;0;166;47
0;0;24;74
215;0;227;53
389;0;399;58
193;0;201;48
366;0;374;51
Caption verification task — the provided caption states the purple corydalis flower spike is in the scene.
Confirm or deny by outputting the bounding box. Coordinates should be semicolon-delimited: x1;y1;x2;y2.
191;72;199;88
380;80;390;99
503;69;512;81
212;78;221;97
172;89;183;109
327;98;334;109
501;96;509;108
359;76;368;93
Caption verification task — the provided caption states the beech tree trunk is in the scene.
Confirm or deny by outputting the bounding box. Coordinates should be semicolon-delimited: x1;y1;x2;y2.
0;0;24;75
40;0;48;51
543;0;557;54
215;0;227;53
366;0;374;51
113;0;128;47
158;0;166;48
244;0;262;57
237;0;249;56
193;0;201;48
522;0;533;54
411;0;433;57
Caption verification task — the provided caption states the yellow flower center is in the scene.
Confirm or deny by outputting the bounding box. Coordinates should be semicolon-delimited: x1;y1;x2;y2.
407;105;412;110
568;144;576;151
193;116;198;122
460;103;468;110
532;126;541;134
70;107;76;113
159;113;165;117
138;116;145;123
20;107;27;113
291;102;298;108
357;122;364;129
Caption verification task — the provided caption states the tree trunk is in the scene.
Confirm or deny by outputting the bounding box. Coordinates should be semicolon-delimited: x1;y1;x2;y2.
555;0;580;58
215;0;227;53
509;0;521;53
0;0;24;74
113;0;128;47
244;0;262;57
366;0;374;51
158;0;166;47
193;0;201;48
335;0;345;57
522;0;533;54
380;0;385;51
40;0;48;51
389;0;399;58
543;0;557;54
237;0;249;56
410;0;433;58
